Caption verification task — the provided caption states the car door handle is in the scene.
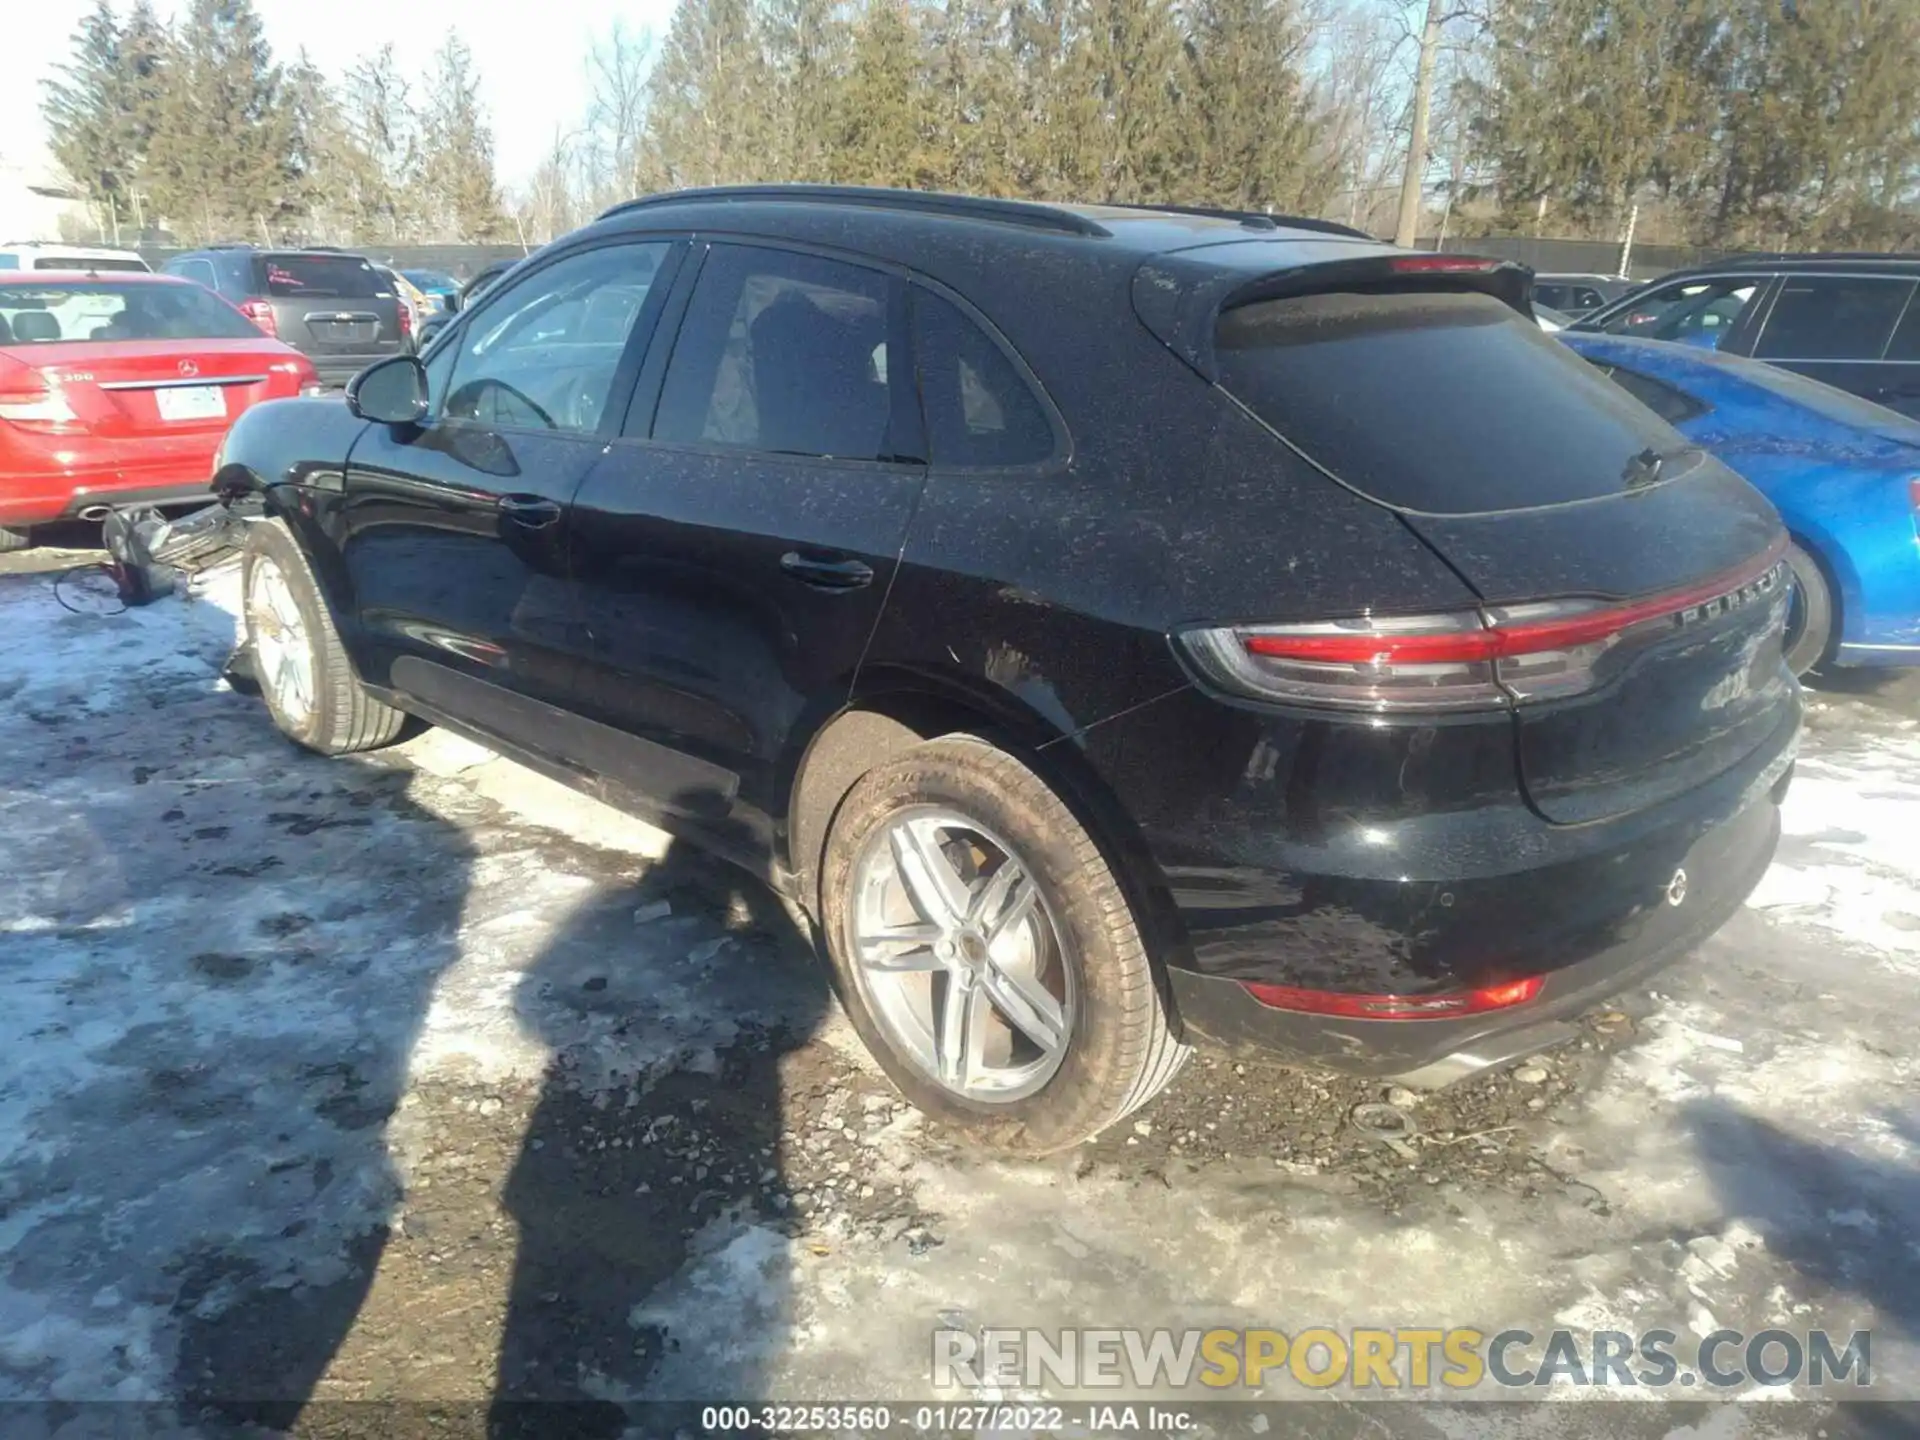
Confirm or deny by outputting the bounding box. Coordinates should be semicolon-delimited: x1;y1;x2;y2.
780;551;874;591
498;495;562;529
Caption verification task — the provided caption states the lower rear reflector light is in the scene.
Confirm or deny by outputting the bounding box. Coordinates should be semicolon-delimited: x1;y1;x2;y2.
1240;974;1544;1018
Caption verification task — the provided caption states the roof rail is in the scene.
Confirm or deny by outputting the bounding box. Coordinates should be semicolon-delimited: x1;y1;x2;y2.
205;242;256;250
1714;250;1920;267
598;185;1111;238
1103;201;1372;240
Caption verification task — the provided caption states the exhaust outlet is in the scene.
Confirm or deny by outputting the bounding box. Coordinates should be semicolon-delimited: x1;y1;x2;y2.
78;505;114;521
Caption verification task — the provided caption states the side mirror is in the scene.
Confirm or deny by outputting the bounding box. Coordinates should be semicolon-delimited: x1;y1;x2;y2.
445;290;463;314
346;355;429;425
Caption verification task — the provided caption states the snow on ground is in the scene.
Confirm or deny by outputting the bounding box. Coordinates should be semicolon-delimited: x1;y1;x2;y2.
1;561;1917;1433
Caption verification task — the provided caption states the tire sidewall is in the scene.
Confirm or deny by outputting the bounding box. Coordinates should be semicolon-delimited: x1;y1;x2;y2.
243;525;335;750
819;738;1148;1154
1783;542;1833;677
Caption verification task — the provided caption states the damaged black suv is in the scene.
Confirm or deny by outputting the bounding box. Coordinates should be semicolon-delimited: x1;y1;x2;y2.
215;186;1798;1151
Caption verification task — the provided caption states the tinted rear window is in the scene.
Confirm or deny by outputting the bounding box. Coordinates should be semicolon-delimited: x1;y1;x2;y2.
33;255;148;273
255;254;381;299
1754;277;1914;361
1215;291;1688;514
0;281;260;343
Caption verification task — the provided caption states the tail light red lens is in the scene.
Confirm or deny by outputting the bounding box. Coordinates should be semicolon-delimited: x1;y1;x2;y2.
240;299;278;337
0;359;81;433
1177;537;1788;714
1387;255;1506;275
1241;974;1544;1019
397;301;413;342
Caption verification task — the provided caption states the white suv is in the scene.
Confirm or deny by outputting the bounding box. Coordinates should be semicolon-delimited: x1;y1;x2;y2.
0;243;150;274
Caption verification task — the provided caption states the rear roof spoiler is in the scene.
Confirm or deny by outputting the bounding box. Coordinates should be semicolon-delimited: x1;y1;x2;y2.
1132;247;1534;380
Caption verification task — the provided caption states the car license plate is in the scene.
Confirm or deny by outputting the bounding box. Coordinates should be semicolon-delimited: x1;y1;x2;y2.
156;385;226;421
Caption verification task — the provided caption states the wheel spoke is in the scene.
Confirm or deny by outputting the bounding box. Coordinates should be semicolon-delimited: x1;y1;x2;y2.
270;583;303;640
982;868;1040;946
936;973;984;1088
889;818;971;925
275;650;308;712
982;961;1068;1053
858;921;945;973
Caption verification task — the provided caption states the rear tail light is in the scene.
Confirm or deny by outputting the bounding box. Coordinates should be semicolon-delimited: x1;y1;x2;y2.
397;301;413;343
1177;537;1789;714
1241;974;1544;1018
0;364;81;433
240;299;278;337
1387;255;1506;275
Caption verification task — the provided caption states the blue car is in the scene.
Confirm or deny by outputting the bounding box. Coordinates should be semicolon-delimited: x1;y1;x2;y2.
400;269;459;312
1560;331;1920;675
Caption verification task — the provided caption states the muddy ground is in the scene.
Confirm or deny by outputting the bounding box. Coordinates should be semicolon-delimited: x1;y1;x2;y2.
3;537;1919;1440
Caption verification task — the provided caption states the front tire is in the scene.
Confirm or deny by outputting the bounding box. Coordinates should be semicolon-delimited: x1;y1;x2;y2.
1783;541;1834;677
819;735;1189;1154
242;520;405;755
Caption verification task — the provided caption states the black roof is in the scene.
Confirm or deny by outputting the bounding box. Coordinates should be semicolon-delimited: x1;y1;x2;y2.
1681;251;1920;273
595;184;1374;250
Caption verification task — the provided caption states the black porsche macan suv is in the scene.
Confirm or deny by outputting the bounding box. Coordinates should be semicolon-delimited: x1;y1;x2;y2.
215;186;1799;1151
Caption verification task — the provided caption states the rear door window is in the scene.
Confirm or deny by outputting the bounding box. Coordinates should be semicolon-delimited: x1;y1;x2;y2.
1215;291;1688;515
1753;276;1915;361
652;244;897;460
168;258;219;290
911;287;1055;467
1885;294;1920;361
254;254;381;298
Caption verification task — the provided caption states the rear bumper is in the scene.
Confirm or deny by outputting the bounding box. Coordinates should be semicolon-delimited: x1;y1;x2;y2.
1;454;220;527
304;353;401;389
1167;789;1782;1083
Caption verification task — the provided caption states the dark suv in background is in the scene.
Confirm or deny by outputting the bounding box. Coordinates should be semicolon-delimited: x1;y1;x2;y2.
160;245;408;386
1573;254;1920;419
208;186;1798;1152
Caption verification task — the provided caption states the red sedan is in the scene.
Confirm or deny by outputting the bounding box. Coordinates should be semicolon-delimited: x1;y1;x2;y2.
0;271;317;551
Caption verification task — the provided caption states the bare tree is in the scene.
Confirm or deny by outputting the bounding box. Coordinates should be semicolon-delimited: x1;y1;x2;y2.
585;22;653;207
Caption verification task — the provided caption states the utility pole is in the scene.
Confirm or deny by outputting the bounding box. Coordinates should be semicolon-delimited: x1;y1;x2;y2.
1394;0;1445;248
1618;202;1639;279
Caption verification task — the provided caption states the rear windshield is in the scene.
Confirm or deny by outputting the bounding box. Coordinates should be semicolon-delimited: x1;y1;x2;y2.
254;254;381;299
33;255;149;273
0;281;260;344
404;270;455;290
1215;291;1689;514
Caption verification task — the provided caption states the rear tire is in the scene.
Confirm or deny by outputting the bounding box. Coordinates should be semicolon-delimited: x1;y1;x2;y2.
818;735;1190;1154
1783;542;1834;677
242;520;405;755
0;524;31;554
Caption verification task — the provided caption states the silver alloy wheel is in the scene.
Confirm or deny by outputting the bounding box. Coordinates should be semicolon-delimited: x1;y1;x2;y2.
845;806;1076;1103
247;554;314;727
